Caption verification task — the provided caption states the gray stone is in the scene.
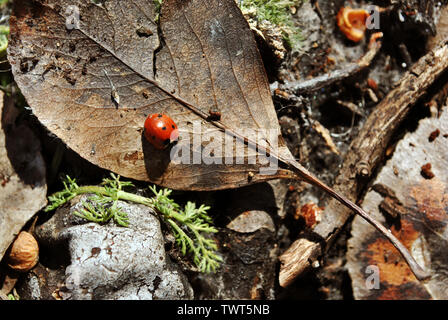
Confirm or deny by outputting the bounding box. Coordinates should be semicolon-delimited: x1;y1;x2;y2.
33;197;193;300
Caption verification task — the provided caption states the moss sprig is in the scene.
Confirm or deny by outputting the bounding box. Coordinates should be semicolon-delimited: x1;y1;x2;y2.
238;0;303;51
45;173;222;273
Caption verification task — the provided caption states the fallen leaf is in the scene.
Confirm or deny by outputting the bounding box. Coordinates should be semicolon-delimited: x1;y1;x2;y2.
8;0;295;190
0;91;47;261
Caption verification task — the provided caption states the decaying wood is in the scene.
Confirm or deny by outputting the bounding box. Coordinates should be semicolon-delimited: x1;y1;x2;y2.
279;40;448;288
279;238;321;287
312;120;340;155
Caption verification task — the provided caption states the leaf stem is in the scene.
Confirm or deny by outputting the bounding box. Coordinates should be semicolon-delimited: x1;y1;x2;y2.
293;164;431;281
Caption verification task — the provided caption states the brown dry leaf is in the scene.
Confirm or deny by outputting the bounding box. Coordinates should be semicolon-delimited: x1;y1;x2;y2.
8;0;296;190
347;105;448;300
0;91;47;261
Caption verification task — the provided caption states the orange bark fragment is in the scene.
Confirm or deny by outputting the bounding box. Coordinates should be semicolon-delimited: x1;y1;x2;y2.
364;219;419;286
295;203;324;228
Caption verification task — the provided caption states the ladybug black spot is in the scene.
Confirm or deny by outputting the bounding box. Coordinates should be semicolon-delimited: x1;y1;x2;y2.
158;114;163;118
172;125;175;129
152;135;156;140
162;126;166;130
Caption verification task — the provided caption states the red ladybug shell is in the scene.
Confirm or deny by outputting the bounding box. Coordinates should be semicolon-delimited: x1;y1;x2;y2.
144;113;179;149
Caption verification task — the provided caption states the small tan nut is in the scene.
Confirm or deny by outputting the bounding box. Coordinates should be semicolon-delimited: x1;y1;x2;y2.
6;231;39;272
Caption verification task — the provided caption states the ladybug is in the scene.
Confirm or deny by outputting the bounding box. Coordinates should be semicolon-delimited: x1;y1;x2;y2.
144;113;179;149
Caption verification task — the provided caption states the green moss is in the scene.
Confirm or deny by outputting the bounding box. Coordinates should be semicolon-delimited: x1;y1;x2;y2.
0;15;10;94
151;0;302;49
238;0;303;51
0;25;9;57
239;0;294;25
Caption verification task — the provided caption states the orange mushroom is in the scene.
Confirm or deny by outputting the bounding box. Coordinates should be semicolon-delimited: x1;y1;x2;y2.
337;7;370;42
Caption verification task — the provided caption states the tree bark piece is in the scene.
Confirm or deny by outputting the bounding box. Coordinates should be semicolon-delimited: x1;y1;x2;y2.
279;40;448;288
347;104;448;300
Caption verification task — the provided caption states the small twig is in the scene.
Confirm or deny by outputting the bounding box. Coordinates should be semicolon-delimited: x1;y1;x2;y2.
330;107;356;139
289;163;430;281
312;0;324;21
